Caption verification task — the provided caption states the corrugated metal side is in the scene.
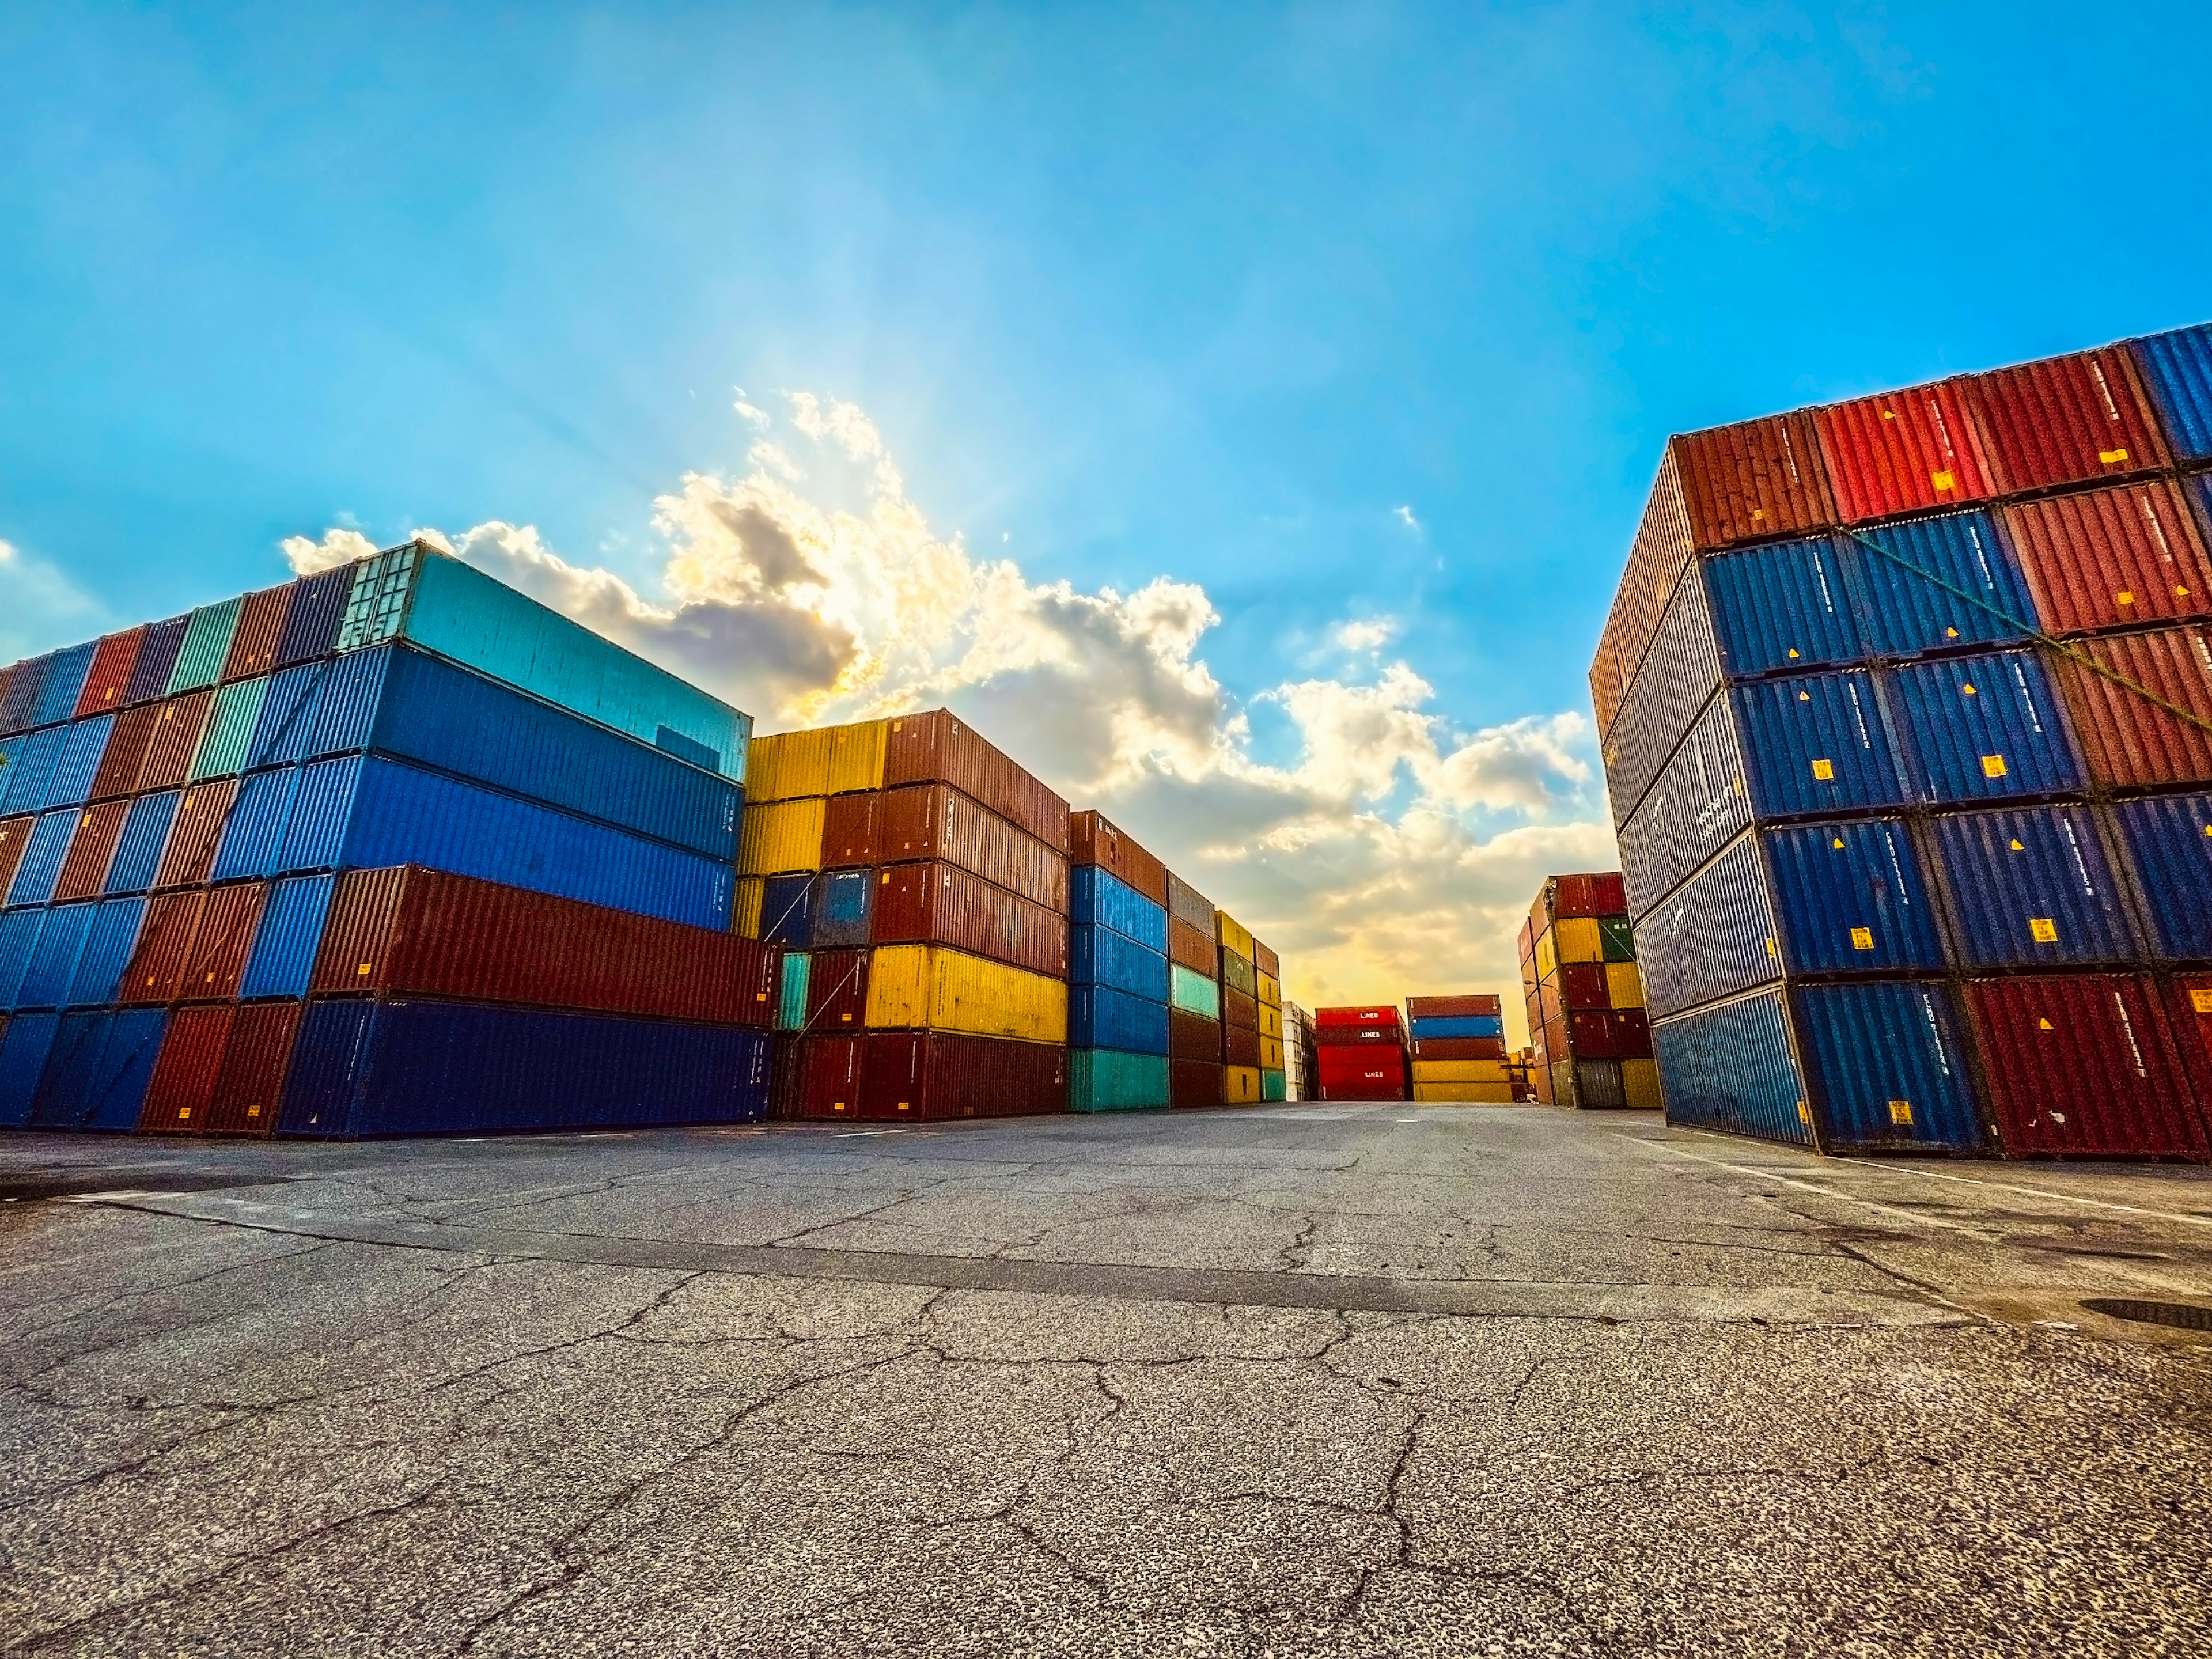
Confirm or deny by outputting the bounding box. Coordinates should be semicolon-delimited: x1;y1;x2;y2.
1705;535;1862;677
176;881;268;1001
1964;349;2169;494
1223;1022;1262;1067
67;897;146;1008
17;904;94;1010
1165;872;1215;934
210;765;304;881
1732;671;1907;818
24;1011;114;1128
0;1012;62;1127
881;710;1070;853
1592;449;1696;741
803;948;870;1032
2051;626;2212;789
50;798;128;902
812;868;872;949
857;1030;1066;1122
1;727;65;815
1634;834;1779;1018
118;890;204;1004
87;704;158;801
821;790;877;867
1169;1009;1218;1062
1172;1059;1224;1106
73;628;149;718
165;599;242;696
1220;949;1257;998
189;676;270;781
0;659;45;737
124;616;190;707
1222;985;1259;1031
245;661;329;770
1070;1049;1171;1111
1602;563;1723;830
1967;975;2208;1158
221;585;294;683
827;720;887;794
1071;926;1169;1000
737;797;826;875
1253;939;1280;979
7;810;79;906
862;944;1066;1042
1891;649;2085;804
1169;963;1221;1019
272;565;354;669
1673;414;1837;552
1763;819;1945;974
41;715;113;809
730;875;763;940
872;860;1068;977
1215;912;1255;960
203;1002;301;1135
1070;865;1169;952
102;792;179;895
152;779;238;889
1069;810;1171;907
1070;985;1170;1054
745;729;834;801
139;1004;235;1133
1845;509;2037;657
777;950;810;1031
1405;1013;1504;1037
2130;324;2212;463
794;1032;865;1119
39;1009;165;1131
874;782;1070;911
1930;805;2139;968
1167;916;1215;976
1792;981;1985;1152
2111;793;2212;960
1815;381;1993;523
32;644;96;729
2001;480;2212;637
1652;989;1810;1145
761;872;813;948
238;873;335;999
137;691;215;791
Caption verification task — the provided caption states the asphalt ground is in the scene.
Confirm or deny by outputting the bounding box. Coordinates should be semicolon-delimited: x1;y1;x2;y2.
2;1103;2209;1657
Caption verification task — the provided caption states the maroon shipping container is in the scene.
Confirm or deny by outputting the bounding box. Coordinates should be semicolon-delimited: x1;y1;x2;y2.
1167;917;1216;976
1315;1005;1402;1029
821;790;878;868
119;891;206;1004
766;1036;807;1120
2051;626;2212;788
1593;447;1697;740
1815;382;1994;524
881;710;1070;854
136;691;214;793
1222;1022;1262;1067
1412;1037;1508;1062
1171;1059;1222;1108
0;815;32;898
308;865;778;1024
797;1034;866;1120
138;1005;235;1134
1673;414;1837;554
1536;979;1564;1029
203;1002;302;1135
2002;480;2212;638
858;1031;1066;1122
1558;963;1609;1012
1964;349;2169;496
1615;1008;1653;1061
50;800;128;903
1318;1048;1407;1101
90;703;160;802
1069;810;1170;907
872;860;1068;978
1222;986;1258;1031
2162;976;2212;1130
73;627;149;719
1569;1009;1619;1060
1252;939;1279;980
1967;975;2209;1159
1313;1026;1404;1047
805;948;872;1033
1406;994;1502;1018
1518;916;1536;965
175;881;267;1002
220;583;296;683
152;779;238;889
874;783;1070;912
1169;1008;1219;1063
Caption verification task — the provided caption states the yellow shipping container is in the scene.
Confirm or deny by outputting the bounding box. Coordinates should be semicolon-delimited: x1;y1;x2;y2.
1222;1065;1261;1104
1606;961;1646;1010
1554;916;1604;964
1622;1058;1662;1110
1412;1059;1508;1084
1414;1081;1515;1103
747;729;835;803
737;797;826;876
1259;1035;1285;1070
732;877;764;940
827;719;887;794
1215;911;1255;960
864;945;1067;1043
1533;927;1558;980
1256;971;1281;1008
1257;1002;1282;1039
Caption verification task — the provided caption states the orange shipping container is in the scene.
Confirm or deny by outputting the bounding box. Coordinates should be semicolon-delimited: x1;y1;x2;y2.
2001;479;2212;637
882;710;1070;853
1815;381;1993;524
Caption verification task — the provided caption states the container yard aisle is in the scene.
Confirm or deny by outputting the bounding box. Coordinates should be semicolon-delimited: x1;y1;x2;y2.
1;1109;2207;1656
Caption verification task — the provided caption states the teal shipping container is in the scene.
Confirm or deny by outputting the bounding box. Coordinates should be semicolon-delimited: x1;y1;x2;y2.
190;676;271;781
1069;1048;1170;1111
777;951;810;1031
165;599;243;696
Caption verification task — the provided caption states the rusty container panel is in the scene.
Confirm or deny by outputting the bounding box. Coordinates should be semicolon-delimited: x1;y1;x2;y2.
1814;381;1993;524
138;1003;235;1134
871;860;1068;978
0;815;33;899
1674;414;1836;554
881;709;1070;853
804;947;872;1033
1252;939;1279;979
1171;1058;1222;1107
2162;976;2212;1130
1592;449;1697;740
175;881;268;1002
2001;480;2212;637
1967;974;2208;1158
50;799;128;903
135;691;215;792
1069;810;1171;907
857;1030;1066;1122
821;790;879;868
2050;626;2212;788
1964;348;2169;495
118;891;206;1004
1169;1008;1219;1063
88;704;160;801
1222;985;1258;1031
73;628;149;719
1165;873;1215;936
221;583;297;683
797;1033;866;1119
874;783;1070;911
1167;916;1217;977
151;779;238;889
203;1001;302;1135
1222;1021;1262;1068
1407;994;1503;1018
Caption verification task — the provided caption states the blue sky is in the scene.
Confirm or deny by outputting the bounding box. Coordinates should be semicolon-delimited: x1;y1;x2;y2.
5;2;2209;1013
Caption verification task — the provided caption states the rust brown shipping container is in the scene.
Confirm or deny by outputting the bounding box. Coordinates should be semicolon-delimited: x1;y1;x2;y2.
2002;479;2212;637
821;790;878;868
1169;1008;1219;1063
766;1035;807;1120
1407;994;1502;1018
137;1004;234;1134
1252;939;1279;980
1412;1037;1508;1061
1166;872;1215;935
1592;448;1697;738
220;583;296;683
50;800;128;903
2162;976;2212;1132
1168;916;1216;976
1967;974;2208;1158
2050;626;2212;788
805;948;872;1032
857;1030;1066;1121
0;815;33;898
872;860;1068;978
1222;985;1258;1031
72;626;149;718
151;779;238;889
89;703;161;801
308;865;777;1024
797;1033;866;1119
175;881;268;1001
1675;414;1836;554
1964;347;2169;496
202;1001;302;1135
135;690;215;793
1222;1022;1261;1068
1814;381;1994;525
119;890;206;1004
881;710;1070;853
1069;810;1169;907
1171;1059;1221;1108
875;782;1070;911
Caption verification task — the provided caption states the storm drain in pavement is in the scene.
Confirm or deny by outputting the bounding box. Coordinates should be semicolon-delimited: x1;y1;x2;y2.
2080;1297;2212;1331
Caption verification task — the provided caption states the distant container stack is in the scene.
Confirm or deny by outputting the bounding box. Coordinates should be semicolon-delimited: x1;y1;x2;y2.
1066;812;1171;1111
1519;873;1657;1110
1283;1001;1313;1099
1406;994;1512;1102
1313;1005;1408;1100
1165;873;1222;1106
1253;937;1286;1101
1212;910;1274;1104
1592;323;2212;1160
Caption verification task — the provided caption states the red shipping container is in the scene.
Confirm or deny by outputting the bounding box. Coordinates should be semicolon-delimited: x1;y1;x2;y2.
1313;1026;1404;1047
821;790;878;868
1222;986;1258;1031
1673;414;1837;553
2162;976;2212;1130
1315;1005;1402;1029
1536;979;1564;1029
1967;975;2209;1158
203;1002;302;1135
875;782;1070;911
90;703;160;801
1593;448;1697;740
1169;1008;1218;1063
805;948;871;1032
1406;994;1502;1018
1815;381;1994;524
309;866;778;1024
175;881;267;1001
1559;963;1609;1012
1517;915;1536;965
1541;1016;1570;1066
2050;627;2212;788
135;691;214;793
1412;1037;1507;1062
0;814;37;899
119;891;207;1004
138;1004;235;1134
872;859;1067;977
766;1037;806;1120
858;1031;1066;1122
1167;917;1216;976
50;800;128;903
1591;873;1628;916
1319;1055;1406;1102
1070;810;1169;907
1171;1059;1221;1108
1319;1044;1405;1076
1569;1009;1619;1059
2002;480;2212;638
1613;1008;1654;1061
797;1033;865;1119
882;710;1070;854
73;627;149;719
219;583;296;683
1252;940;1279;980
1223;1022;1261;1067
152;779;238;890
1964;348;2169;496
1550;875;1603;918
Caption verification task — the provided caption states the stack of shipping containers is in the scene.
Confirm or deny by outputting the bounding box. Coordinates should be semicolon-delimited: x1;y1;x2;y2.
1282;1001;1312;1100
1253;937;1286;1101
1313;1005;1409;1100
1166;874;1222;1106
1214;909;1263;1104
1518;873;1657;1109
1406;994;1512;1101
0;542;775;1135
1592;323;2212;1159
1066;812;1172;1110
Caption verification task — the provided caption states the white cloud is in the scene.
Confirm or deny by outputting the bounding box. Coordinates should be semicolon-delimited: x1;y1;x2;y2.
274;394;1608;1039
1394;504;1422;533
0;537;104;662
279;527;379;574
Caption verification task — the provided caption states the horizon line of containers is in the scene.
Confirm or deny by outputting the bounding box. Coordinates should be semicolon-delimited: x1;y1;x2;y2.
1592;321;2212;1161
0;544;1293;1135
1309;993;1512;1101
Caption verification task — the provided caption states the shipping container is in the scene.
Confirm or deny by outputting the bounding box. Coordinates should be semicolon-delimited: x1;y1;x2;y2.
2115;793;2212;959
858;1031;1065;1121
175;881;267;1001
139;1003;234;1133
88;704;157;801
1167;916;1217;976
1070;810;1169;907
1223;1021;1261;1067
1256;970;1281;1008
2161;974;2212;1120
24;1008;165;1131
738;797;826;876
152;779;237;889
1792;980;1985;1153
2051;626;2212;788
777;950;810;1031
1930;805;2139;968
118;890;204;1004
863;944;1066;1043
1762;819;1946;974
1410;1036;1507;1062
1168;1008;1219;1063
166;600;242;696
1166;873;1216;937
874;782;1069;911
37;715;113;812
123;616;190;708
1404;1014;1503;1040
67;898;146;1009
872;859;1068;977
73;628;148;719
1411;1059;1508;1084
881;710;1068;853
1171;1058;1222;1107
1705;535;1863;677
50;798;127;902
221;584;294;683
2130;324;2212;464
1964;348;2168;495
237;873;335;999
1071;925;1169;1001
0;659;46;738
2;727;65;815
1169;963;1221;1020
760;872;813;948
812;868;872;949
6;810;78;906
1617;695;1753;916
1733;671;1909;817
732;876;764;940
1845;509;2037;658
821;790;877;867
1222;1064;1261;1105
1676;415;1838;554
1891;649;2084;804
203;1001;301;1134
1592;449;1696;741
804;948;872;1032
1634;835;1779;1017
746;729;834;801
1606;961;1646;1009
0;1012;60;1127
243;660;331;772
102;791;179;895
1967;975;2207;1158
272;565;353;669
189;677;271;782
15;903;94;1010
796;1033;865;1119
1071;865;1168;952
137;691;214;791
31;643;96;729
2001;480;2212;637
1262;1067;1287;1102
1071;1048;1169;1111
827;720;887;794
1253;940;1279;979
1652;990;1811;1145
1815;380;1993;524
207;766;305;882
1602;565;1724;828
1412;1080;1514;1103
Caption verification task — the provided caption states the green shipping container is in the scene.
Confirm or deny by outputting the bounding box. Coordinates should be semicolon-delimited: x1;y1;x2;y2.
336;543;752;779
1260;1068;1286;1102
1599;917;1636;961
1069;1049;1170;1112
1169;962;1220;1020
188;675;270;781
165;597;243;696
777;951;810;1032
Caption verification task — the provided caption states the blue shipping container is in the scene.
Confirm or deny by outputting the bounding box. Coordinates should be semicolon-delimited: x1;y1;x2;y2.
0;909;44;1009
1762;819;1945;974
1408;1015;1503;1040
41;716;113;810
239;874;336;999
1070;984;1171;1054
0;655;52;736
27;1008;166;1131
1071;926;1171;1001
2114;791;2212;960
1791;981;1985;1153
7;810;80;907
762;872;813;948
124;618;190;709
276;997;772;1137
16;902;95;1010
32;643;96;730
1635;834;1781;1018
813;869;872;949
1733;671;1908;818
272;565;353;669
1705;535;1862;678
69;897;147;1007
0;1011;63;1128
2131;324;2212;464
1843;510;2036;658
1930;805;2139;968
2;726;66;815
104;792;181;895
210;767;305;882
1891;649;2083;805
245;661;332;770
1652;990;1811;1146
1070;866;1168;953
